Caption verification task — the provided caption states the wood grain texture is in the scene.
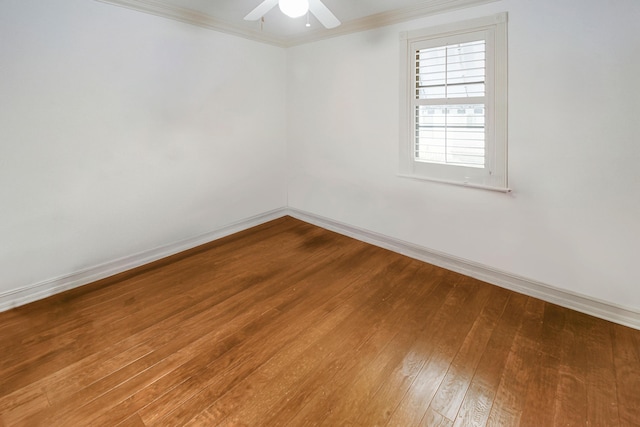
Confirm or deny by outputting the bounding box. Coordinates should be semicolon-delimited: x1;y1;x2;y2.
0;216;638;426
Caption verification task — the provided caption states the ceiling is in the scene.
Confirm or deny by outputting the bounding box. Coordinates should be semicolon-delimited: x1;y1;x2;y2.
97;0;497;46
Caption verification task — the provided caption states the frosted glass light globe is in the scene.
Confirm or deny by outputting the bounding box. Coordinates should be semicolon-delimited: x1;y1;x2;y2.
279;0;309;18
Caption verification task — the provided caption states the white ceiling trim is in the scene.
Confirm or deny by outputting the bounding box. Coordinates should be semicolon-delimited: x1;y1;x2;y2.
286;0;499;46
95;0;499;47
95;0;289;45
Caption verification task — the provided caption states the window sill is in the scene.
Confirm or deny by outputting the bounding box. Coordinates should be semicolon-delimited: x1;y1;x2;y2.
397;173;511;193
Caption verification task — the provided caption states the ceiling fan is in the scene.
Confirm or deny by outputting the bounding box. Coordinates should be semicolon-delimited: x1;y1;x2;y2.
244;0;341;29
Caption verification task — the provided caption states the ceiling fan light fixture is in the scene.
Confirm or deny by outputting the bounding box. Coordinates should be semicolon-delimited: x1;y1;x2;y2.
278;0;309;18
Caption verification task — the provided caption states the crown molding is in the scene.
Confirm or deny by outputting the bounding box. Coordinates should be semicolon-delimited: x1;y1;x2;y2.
95;0;499;48
285;0;500;46
95;0;288;46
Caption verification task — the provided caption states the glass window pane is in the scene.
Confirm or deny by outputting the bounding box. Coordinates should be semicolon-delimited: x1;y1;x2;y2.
415;105;485;168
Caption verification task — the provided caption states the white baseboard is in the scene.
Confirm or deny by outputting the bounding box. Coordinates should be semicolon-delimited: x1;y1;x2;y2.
3;206;639;330
0;208;288;313
287;208;640;330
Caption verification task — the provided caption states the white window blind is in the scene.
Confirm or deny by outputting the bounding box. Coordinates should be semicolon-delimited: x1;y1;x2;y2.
399;13;509;192
414;40;486;168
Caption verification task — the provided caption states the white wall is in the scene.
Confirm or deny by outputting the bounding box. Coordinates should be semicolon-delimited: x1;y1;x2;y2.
0;0;287;296
2;0;639;316
287;0;640;310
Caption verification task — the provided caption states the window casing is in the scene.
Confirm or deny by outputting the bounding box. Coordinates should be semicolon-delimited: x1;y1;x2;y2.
399;13;508;192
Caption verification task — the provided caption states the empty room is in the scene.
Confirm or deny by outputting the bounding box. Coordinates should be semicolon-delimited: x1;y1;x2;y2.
1;0;639;425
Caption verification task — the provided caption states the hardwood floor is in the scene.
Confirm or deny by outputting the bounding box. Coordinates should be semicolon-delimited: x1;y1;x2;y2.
1;216;639;426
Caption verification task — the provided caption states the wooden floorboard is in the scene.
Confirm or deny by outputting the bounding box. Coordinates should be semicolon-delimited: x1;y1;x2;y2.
1;216;639;426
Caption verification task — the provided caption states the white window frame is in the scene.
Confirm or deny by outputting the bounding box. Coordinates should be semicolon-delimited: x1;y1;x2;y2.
399;13;509;192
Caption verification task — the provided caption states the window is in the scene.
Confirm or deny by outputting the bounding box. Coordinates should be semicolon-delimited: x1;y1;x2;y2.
399;13;509;192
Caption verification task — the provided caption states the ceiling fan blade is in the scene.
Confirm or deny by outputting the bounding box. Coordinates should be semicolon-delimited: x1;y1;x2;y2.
244;0;279;21
308;0;341;29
